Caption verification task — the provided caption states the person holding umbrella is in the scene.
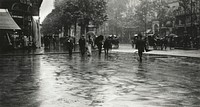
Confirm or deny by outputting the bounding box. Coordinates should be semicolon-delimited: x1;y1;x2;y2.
95;35;104;56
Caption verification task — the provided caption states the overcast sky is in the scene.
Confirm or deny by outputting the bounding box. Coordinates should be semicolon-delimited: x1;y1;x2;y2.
40;0;54;23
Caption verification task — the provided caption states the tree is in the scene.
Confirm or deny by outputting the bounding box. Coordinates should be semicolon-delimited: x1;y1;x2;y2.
52;0;107;35
179;0;190;11
76;0;107;35
134;0;153;32
41;9;62;35
178;0;198;30
123;0;139;28
151;0;176;30
59;0;80;36
106;0;129;35
92;0;108;28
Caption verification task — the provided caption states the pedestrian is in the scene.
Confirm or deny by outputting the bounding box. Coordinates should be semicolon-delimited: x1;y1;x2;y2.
66;35;74;56
169;36;173;50
65;36;73;56
73;37;76;51
44;36;50;49
131;37;135;48
23;36;28;49
163;37;168;50
52;36;57;49
136;33;146;62
103;36;112;56
95;35;104;56
79;35;86;56
86;35;93;56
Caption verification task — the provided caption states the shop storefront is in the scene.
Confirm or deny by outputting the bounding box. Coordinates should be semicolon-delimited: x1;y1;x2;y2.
173;0;200;49
0;9;21;51
0;0;43;50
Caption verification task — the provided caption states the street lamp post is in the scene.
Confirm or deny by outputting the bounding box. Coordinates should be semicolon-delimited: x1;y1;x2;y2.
199;0;200;49
144;0;148;37
191;0;197;48
191;0;194;36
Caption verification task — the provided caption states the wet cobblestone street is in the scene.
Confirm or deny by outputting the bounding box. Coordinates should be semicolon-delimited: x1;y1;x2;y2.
0;52;200;107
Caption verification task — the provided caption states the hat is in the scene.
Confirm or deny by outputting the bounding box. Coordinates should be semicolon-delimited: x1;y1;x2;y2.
138;33;142;37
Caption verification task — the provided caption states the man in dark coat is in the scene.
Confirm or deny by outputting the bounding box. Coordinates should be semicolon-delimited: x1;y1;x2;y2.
136;33;146;62
103;36;112;56
95;35;104;56
66;36;74;56
79;35;86;56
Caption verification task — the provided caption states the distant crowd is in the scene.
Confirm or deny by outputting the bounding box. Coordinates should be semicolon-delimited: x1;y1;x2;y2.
42;34;119;57
131;33;200;50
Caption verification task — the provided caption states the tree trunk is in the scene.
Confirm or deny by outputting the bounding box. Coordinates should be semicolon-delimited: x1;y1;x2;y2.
68;27;71;36
86;26;89;33
85;20;89;33
64;25;67;37
64;25;70;36
74;20;77;37
80;24;86;36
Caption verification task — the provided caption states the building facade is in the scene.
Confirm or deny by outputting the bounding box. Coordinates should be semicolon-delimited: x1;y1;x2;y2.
0;0;43;49
173;0;200;48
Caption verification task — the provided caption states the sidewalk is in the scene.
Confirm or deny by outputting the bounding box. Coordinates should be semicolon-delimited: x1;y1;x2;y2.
111;44;200;58
0;44;200;58
0;47;78;56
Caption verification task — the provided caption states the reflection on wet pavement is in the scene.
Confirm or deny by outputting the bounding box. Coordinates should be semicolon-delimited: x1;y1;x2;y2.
0;53;200;107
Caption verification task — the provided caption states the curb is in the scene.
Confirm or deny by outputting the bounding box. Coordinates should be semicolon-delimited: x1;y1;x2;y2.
144;52;200;59
111;50;200;58
0;51;80;56
0;49;199;58
0;50;99;56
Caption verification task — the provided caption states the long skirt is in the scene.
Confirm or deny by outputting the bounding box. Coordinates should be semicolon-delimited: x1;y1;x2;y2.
87;44;92;56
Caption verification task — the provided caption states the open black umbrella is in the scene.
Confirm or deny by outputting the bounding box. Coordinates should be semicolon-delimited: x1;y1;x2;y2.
169;33;178;38
95;35;104;45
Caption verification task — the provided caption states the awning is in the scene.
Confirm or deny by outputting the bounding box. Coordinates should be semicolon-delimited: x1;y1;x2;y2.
0;9;21;30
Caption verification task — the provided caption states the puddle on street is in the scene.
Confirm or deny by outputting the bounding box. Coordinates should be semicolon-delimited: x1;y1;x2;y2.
0;53;200;107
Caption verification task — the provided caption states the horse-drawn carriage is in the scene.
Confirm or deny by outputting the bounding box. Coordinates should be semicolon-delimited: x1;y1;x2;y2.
147;33;178;50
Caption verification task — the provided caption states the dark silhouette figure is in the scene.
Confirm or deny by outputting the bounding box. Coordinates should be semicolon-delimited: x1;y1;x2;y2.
103;37;112;56
44;36;50;49
79;35;86;56
66;36;74;56
169;36;173;50
52;36;57;49
136;33;146;62
73;37;76;51
163;37;168;50
95;35;104;56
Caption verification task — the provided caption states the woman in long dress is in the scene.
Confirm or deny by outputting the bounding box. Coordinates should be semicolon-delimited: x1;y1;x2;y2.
87;35;93;56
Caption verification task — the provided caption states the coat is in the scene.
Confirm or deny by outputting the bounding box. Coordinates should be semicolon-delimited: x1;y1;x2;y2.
136;39;145;52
